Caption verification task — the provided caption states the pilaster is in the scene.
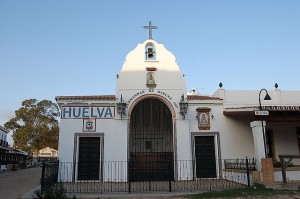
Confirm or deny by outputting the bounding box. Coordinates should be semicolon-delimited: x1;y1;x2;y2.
250;120;266;172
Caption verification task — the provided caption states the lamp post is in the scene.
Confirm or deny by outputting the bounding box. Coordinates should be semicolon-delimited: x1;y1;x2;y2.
258;88;272;158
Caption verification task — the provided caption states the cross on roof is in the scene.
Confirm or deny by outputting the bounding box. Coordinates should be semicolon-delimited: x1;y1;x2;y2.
143;21;158;40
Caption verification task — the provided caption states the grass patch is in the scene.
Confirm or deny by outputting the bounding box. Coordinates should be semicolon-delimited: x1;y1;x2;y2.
185;184;299;198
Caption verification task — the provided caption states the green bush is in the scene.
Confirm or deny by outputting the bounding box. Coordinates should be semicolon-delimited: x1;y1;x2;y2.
33;183;77;199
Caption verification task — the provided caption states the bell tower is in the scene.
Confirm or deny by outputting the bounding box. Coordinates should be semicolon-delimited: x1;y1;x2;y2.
115;22;187;122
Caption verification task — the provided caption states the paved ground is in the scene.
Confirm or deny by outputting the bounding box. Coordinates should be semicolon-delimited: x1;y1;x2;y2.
0;167;41;199
12;169;300;199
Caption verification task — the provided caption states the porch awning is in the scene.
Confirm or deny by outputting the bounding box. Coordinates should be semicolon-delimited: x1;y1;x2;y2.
223;106;300;122
0;145;11;151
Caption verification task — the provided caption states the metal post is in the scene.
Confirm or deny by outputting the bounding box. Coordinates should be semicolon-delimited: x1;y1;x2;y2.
41;160;45;193
55;160;59;183
280;156;287;186
169;162;172;192
128;161;131;194
261;119;268;158
258;88;271;158
246;157;250;187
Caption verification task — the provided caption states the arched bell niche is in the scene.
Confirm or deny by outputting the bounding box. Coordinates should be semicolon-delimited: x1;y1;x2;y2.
145;42;156;60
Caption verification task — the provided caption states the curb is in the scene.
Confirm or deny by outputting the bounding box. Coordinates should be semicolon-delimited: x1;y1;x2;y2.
20;187;199;199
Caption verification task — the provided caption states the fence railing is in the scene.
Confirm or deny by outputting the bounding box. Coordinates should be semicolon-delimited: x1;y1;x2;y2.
41;160;59;192
224;158;256;171
41;158;256;193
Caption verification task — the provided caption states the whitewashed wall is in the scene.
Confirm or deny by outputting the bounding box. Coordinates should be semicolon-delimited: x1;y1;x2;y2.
213;89;300;107
274;170;300;182
116;40;186;94
187;102;255;160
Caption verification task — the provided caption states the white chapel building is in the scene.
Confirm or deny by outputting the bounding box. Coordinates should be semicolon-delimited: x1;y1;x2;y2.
56;32;300;184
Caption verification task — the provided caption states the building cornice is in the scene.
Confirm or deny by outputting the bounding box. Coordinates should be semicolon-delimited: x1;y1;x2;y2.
187;95;222;101
55;95;116;101
0;126;9;133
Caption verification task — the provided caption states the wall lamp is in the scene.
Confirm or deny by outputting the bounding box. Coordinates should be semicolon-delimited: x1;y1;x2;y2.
179;94;188;119
116;94;126;120
259;89;272;110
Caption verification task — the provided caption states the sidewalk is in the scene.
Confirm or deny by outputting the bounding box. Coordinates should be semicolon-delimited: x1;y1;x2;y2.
20;182;300;199
20;185;41;199
21;187;200;199
0;167;41;199
71;191;193;199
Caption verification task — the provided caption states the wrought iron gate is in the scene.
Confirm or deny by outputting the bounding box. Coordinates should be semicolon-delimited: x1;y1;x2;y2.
129;98;174;181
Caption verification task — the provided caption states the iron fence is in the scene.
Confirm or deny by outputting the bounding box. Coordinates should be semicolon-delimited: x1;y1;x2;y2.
41;160;59;192
46;158;255;193
224;158;256;171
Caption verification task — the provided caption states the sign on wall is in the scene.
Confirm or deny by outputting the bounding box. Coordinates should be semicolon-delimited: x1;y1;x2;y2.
255;110;269;116
83;118;96;132
196;107;211;130
61;107;114;119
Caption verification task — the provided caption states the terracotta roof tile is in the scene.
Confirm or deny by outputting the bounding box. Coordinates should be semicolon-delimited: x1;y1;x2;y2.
55;95;116;101
187;95;222;100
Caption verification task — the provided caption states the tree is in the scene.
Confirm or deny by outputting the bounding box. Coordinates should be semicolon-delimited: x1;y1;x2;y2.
4;99;60;154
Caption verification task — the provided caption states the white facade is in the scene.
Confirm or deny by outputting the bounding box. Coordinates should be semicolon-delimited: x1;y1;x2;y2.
0;126;8;143
56;39;300;182
0;126;9;172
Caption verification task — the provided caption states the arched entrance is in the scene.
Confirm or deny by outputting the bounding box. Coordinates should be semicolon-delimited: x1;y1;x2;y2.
129;98;174;181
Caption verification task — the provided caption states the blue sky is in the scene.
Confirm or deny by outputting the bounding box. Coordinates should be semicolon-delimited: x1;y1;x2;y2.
1;0;300;142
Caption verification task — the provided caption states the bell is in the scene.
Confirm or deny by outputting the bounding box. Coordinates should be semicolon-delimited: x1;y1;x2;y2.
147;48;154;58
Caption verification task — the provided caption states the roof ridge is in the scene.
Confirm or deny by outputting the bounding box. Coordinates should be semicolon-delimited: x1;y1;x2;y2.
187;95;222;100
56;95;116;101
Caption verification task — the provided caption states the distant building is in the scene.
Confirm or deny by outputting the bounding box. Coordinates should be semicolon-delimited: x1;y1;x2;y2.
0;126;9;171
1;126;34;171
35;147;58;162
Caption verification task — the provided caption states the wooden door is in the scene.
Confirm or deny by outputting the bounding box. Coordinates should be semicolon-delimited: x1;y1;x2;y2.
195;136;217;178
78;137;100;180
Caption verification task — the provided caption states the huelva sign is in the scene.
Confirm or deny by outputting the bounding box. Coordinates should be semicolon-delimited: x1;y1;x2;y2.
61;107;114;119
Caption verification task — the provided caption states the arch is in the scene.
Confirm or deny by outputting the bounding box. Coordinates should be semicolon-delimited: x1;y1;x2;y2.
127;94;177;181
128;94;176;119
145;42;156;47
145;42;156;60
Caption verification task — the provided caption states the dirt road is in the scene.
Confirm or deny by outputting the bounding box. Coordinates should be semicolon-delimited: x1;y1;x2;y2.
0;167;41;199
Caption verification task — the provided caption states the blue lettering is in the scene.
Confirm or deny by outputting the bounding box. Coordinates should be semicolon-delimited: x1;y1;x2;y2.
91;108;97;118
73;108;81;118
63;107;72;118
61;107;115;119
105;108;113;118
82;107;89;118
97;107;105;117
